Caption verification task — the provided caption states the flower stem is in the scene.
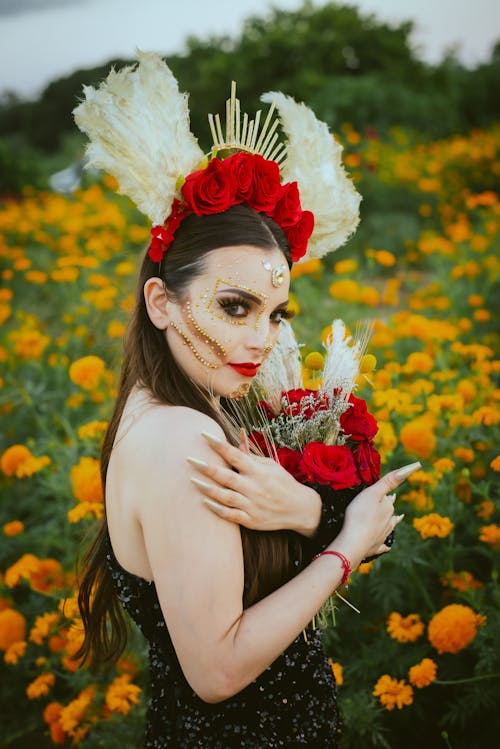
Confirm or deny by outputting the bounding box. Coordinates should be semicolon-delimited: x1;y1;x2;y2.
435;673;500;685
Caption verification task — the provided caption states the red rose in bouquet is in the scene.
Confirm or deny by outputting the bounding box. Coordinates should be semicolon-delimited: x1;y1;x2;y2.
301;442;361;490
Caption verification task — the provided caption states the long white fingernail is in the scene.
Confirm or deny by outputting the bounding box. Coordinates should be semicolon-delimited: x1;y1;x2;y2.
396;514;405;522
201;431;222;446
190;477;211;490
395;461;422;481
203;498;223;513
187;456;208;469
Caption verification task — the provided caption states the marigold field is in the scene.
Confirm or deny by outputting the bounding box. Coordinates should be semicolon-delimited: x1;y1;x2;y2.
1;125;499;749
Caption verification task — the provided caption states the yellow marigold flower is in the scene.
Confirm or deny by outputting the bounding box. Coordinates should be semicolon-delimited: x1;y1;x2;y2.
25;270;48;284
59;594;80;620
70;457;103;504
373;675;413;710
404;351;433;374
68;501;104;523
433;458;455;473
328;659;344;685
120;292;135;313
290;258;322;279
399;417;436;459
29;612;61;645
386;612;424;643
10;328;50;360
428;604;485;654
453;447;474;463
333;258;358;274
474;309;490;322
457;380;476;403
115;260;136;276
329;278;360;302
3;520;24;537
479;524;500;547
51;267;79;283
287;292;300;317
358;561;374;574
105;674;141;715
16;454;51;478
408;658;437;688
359;286;380;306
1;445;31;476
489;455;500;471
0;608;27;650
107;320;126;338
4;553;40;587
472;406;499;426
69;355;105;390
0;303;11;325
4;639;27;664
59;687;95;736
373;250;396;267
78;420;108;440
304;352;324;371
413;513;454;539
0;288;13;301
26;672;55;699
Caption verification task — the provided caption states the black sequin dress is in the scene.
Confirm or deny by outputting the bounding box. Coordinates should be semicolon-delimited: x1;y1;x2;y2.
105;497;342;748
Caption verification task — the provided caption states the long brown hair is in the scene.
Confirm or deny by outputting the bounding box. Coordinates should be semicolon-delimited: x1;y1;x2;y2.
76;205;298;671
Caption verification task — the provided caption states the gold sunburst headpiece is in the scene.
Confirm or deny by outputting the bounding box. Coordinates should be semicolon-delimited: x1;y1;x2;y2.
208;82;287;165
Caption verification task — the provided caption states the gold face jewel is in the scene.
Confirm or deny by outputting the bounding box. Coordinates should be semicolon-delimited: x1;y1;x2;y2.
169;321;218;369
262;259;286;288
207;278;269;330
227;382;251;400
185;300;227;357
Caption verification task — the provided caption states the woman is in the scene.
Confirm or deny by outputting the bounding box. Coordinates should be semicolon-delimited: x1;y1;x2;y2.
74;54;420;748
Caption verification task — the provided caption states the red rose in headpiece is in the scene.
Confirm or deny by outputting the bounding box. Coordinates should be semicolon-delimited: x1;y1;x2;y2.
248;155;283;212
228;152;255;201
271;182;303;228
301;442;361;490
285;210;314;263
182;158;237;215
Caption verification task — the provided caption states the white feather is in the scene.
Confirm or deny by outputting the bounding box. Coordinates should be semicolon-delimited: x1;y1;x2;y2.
321;319;362;395
254;321;303;413
73;51;204;225
261;92;361;261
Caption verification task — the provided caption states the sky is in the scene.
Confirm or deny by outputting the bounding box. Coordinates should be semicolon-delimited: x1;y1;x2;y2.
1;0;499;99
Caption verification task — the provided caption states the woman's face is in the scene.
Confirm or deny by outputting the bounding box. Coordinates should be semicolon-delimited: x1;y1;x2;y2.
165;245;291;399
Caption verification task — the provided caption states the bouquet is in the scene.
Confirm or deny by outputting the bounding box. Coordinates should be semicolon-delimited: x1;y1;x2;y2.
231;320;392;626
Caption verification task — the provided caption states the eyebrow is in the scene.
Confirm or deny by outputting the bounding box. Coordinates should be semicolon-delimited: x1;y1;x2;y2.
218;287;289;309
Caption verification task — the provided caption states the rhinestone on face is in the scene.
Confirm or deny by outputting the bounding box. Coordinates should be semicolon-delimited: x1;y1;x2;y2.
262;259;286;287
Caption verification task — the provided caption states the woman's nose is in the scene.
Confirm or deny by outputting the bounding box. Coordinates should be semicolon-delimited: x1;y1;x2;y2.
246;319;271;352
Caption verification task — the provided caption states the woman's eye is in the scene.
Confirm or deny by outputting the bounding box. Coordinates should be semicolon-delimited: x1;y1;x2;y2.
271;308;294;324
217;298;250;318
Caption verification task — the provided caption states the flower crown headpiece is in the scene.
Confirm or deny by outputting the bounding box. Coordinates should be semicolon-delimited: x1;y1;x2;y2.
73;51;361;264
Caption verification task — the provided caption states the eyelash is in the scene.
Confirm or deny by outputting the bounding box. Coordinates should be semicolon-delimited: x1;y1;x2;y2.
217;297;294;324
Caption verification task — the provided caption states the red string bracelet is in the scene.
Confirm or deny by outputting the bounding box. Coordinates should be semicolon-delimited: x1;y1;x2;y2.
313;550;351;588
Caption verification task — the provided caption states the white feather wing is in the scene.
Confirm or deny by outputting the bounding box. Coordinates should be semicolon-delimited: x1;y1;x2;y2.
73;51;204;225
261;91;361;261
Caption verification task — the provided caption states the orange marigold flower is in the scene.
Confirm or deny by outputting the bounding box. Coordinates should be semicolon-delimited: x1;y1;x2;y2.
4;639;27;664
30;558;65;593
328;659;344;685
59;687;95;736
413;513;454;539
4;553;40;587
386;612;424;643
333;258;358;274
105;674;141;715
479;524;500;547
329;279;360;302
29;612;61;645
373;675;413;710
70;456;103;503
453;447;474;463
428;604;485;654
26;672;55;699
11;328;50;360
44;701;63;725
3;520;24;536
69;355;105;390
1;445;31;476
0;608;27;650
433;458;455;473
477;500;495;519
77;420;108;440
399;417;436;459
490;455;500;471
404;351;433;374
441;571;483;593
358;561;374;574
408;658;437;688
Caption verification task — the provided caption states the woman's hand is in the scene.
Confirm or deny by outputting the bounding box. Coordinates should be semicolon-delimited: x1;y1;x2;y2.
332;462;421;567
187;431;321;535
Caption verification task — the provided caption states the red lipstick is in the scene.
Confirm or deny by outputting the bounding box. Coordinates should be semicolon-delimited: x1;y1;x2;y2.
228;362;261;377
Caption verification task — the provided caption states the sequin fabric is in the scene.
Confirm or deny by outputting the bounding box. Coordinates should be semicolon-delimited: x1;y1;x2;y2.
106;521;341;748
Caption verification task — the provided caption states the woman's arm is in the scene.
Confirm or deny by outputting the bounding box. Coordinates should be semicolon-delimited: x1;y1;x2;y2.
135;408;406;704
